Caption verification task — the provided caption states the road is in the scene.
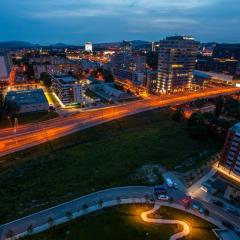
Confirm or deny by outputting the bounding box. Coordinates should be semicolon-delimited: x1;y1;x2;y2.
0;186;152;240
0;86;239;157
1;184;239;240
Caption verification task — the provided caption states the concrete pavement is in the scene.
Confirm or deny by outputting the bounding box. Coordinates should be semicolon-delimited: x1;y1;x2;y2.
141;204;190;240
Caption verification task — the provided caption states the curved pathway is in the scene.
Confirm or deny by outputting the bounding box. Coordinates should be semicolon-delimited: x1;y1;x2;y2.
141;204;190;240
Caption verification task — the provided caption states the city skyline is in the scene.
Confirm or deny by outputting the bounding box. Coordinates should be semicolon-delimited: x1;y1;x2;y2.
1;0;240;44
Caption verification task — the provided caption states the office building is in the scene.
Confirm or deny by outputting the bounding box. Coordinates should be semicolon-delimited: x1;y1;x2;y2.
218;123;240;178
156;36;198;94
52;74;85;106
145;70;158;92
133;55;146;72
196;57;239;76
85;42;93;52
5;89;49;114
0;51;13;82
122;40;132;53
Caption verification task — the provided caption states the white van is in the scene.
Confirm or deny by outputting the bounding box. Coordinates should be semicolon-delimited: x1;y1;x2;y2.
165;178;173;188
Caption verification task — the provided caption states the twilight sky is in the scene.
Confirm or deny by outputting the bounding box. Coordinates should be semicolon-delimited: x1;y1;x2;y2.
1;0;240;44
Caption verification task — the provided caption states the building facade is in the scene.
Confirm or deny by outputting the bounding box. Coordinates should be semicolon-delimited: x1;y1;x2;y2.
0;51;13;82
122;40;132;54
218;123;240;178
156;36;198;94
52;74;85;106
85;42;93;52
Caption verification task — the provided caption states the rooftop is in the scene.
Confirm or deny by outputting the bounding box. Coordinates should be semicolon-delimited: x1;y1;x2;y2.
5;89;48;105
54;74;76;84
194;70;234;82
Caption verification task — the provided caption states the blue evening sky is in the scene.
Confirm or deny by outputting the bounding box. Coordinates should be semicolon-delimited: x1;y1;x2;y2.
0;0;240;44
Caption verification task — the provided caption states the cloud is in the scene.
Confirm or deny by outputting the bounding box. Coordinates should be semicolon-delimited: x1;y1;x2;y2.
24;0;215;19
0;0;239;43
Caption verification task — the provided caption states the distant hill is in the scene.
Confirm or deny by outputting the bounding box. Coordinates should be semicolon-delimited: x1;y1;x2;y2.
130;40;150;46
93;40;151;49
0;41;40;48
0;40;151;49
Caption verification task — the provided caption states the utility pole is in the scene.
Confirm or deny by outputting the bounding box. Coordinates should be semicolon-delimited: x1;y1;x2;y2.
13;118;18;134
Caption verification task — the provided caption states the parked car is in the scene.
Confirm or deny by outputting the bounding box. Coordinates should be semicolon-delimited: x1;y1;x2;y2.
158;194;169;201
192;204;200;211
165;178;174;188
192;203;204;213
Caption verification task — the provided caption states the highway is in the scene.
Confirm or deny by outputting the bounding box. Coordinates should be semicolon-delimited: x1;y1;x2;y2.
0;86;239;157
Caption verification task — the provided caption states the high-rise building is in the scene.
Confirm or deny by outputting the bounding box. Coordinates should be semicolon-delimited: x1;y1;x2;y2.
156;36;198;94
122;40;132;53
218;123;240;179
133;55;146;72
0;51;13;82
85;42;93;52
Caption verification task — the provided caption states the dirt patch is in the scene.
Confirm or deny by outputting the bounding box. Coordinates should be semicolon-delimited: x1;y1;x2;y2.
131;164;165;185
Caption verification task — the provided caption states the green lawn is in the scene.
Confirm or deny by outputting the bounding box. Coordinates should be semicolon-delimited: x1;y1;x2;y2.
0;111;58;129
0;109;221;223
23;205;217;240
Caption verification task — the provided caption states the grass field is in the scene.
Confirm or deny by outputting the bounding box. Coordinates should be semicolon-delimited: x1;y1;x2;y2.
23;205;217;240
0;109;222;223
0;111;58;129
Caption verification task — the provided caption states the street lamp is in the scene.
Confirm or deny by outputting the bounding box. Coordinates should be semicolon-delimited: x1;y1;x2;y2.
13;118;18;134
7;116;13;128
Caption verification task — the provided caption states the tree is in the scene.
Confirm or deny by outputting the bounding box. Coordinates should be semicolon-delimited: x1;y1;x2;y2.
47;217;54;228
187;112;208;139
27;224;34;234
40;72;52;89
214;96;224;118
4;99;20;117
187;112;205;127
146;52;158;69
194;99;206;108
103;69;114;82
224;97;240;118
98;199;103;208
172;108;184;122
82;203;89;212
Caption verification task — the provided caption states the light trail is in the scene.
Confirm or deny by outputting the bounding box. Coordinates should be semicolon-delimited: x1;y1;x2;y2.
0;86;239;157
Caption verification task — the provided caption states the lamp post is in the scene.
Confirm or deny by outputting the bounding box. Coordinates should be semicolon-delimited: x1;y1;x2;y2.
7;116;13;128
13;117;18;134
